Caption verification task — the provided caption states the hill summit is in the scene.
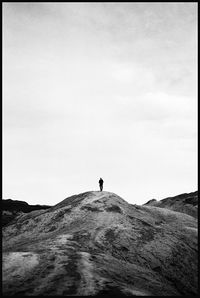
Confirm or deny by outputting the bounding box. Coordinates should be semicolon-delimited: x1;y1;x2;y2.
2;191;198;296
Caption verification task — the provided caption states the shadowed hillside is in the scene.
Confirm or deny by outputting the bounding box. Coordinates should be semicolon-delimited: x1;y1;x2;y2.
144;191;198;218
2;199;51;226
2;191;198;296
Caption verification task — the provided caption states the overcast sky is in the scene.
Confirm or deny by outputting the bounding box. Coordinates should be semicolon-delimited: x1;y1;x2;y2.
3;2;197;206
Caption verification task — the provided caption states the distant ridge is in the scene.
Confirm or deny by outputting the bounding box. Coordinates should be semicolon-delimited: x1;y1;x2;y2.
2;199;51;226
143;191;198;218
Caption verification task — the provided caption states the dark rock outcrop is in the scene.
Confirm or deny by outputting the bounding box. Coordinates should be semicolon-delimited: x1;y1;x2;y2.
2;199;51;226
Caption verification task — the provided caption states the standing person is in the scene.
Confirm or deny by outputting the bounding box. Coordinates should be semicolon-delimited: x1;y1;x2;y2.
99;178;104;191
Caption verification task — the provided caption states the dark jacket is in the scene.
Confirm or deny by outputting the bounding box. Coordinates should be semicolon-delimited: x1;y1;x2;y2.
99;178;103;185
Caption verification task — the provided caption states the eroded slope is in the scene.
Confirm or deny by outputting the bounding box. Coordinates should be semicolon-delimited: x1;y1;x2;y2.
2;191;198;296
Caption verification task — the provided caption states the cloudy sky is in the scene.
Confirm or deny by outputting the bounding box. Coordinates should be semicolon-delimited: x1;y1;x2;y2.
3;2;197;206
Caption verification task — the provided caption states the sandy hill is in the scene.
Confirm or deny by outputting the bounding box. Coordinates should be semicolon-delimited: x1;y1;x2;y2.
144;191;198;218
2;191;198;296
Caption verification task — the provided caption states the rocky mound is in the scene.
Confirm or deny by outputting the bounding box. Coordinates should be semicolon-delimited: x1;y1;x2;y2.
2;191;198;296
2;199;51;226
144;191;198;218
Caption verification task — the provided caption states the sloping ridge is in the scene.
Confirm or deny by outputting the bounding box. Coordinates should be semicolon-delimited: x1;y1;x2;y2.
2;191;198;296
2;199;51;226
144;191;198;218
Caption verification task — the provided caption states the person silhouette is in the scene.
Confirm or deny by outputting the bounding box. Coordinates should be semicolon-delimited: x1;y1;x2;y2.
99;178;104;191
